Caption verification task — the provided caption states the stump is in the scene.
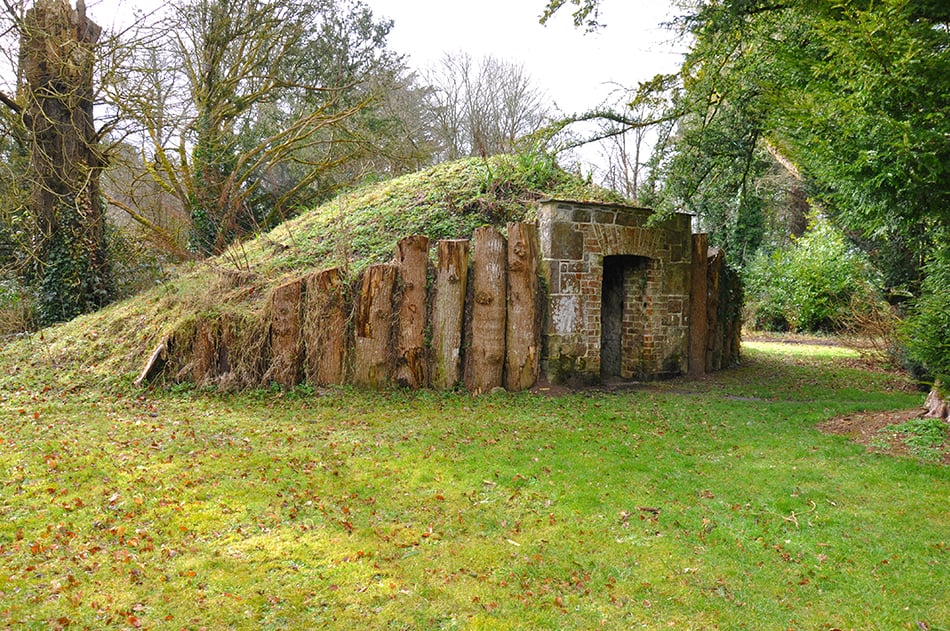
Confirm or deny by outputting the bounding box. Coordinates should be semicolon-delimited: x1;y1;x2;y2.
304;268;348;385
430;239;470;390
504;222;541;391
465;226;507;394
395;236;430;388
353;264;398;388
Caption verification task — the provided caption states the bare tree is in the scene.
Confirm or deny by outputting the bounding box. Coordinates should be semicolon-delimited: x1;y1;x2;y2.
424;52;550;160
110;0;403;255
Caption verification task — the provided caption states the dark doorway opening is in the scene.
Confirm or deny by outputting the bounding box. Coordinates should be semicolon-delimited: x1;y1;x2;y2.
600;255;649;378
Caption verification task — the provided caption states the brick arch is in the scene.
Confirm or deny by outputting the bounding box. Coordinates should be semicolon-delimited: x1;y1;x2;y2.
538;200;692;382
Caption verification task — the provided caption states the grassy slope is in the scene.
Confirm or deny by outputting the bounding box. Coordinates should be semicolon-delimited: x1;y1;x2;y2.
0;155;624;391
0;342;945;629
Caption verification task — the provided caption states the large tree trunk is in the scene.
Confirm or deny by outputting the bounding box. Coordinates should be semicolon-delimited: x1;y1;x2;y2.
504;222;541;391
303;268;348;385
465;226;507;394
353;264;397;388
264;279;305;388
430;239;469;390
395;236;430;388
21;0;111;325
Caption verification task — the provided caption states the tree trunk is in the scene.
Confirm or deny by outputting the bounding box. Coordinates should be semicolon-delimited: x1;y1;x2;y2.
353;264;397;388
465;226;507;394
505;222;541;391
689;234;709;377
395;236;430;388
924;384;948;421
21;0;111;325
430;239;470;390
264;279;305;388
303;268;348;385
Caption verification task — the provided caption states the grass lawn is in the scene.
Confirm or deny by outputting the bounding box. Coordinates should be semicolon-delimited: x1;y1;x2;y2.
0;341;946;629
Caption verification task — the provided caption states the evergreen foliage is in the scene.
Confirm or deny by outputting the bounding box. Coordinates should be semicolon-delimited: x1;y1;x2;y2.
745;216;881;333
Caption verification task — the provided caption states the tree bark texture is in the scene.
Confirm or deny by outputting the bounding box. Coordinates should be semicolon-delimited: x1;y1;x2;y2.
688;233;709;377
190;317;219;386
395;236;430;388
430;239;470;390
303;268;348;385
21;0;111;324
465;226;507;394
504;222;541;391
353;264;398;388
706;248;724;372
264;279;305;388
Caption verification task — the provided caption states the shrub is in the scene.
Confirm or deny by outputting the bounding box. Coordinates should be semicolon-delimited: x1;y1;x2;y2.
744;215;884;333
0;278;37;337
904;248;950;387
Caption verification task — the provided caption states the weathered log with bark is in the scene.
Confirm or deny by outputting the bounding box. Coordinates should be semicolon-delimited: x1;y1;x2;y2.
706;248;724;372
353;264;398;388
304;268;347;385
465;226;507;394
504;222;541;391
395;236;430;388
688;234;709;377
264;279;305;388
190;317;220;385
430;239;470;390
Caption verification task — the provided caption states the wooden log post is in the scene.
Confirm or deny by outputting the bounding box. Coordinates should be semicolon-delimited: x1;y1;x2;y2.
303;268;348;385
688;233;709;377
430;239;470;390
395;236;430;388
504;222;541;391
706;248;724;372
465;226;507;394
353;264;398;388
264;279;305;388
191;318;219;385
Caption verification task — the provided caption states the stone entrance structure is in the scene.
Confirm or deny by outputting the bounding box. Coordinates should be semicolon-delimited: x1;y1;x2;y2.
538;200;696;383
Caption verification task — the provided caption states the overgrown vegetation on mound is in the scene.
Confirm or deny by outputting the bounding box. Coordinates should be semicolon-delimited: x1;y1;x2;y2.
237;153;624;275
0;154;625;390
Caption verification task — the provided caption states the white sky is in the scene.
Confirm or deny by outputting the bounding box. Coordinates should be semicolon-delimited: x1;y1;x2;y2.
365;0;686;114
86;0;687;178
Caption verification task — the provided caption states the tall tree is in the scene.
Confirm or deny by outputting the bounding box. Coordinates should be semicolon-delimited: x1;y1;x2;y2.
1;0;112;325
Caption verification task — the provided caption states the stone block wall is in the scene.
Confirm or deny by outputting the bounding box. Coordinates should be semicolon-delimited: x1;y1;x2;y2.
538;200;694;383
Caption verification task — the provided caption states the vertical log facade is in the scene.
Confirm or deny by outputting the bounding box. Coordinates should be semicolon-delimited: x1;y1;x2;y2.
353;264;398;388
304;268;347;385
149;202;742;391
395;236;430;388
430;239;470;390
505;222;541;391
265;279;305;388
465;226;508;394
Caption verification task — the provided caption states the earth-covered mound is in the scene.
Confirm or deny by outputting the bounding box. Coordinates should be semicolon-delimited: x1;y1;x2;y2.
0;154;626;390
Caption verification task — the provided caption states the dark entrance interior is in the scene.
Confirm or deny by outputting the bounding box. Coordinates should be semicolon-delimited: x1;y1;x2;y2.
600;255;649;378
